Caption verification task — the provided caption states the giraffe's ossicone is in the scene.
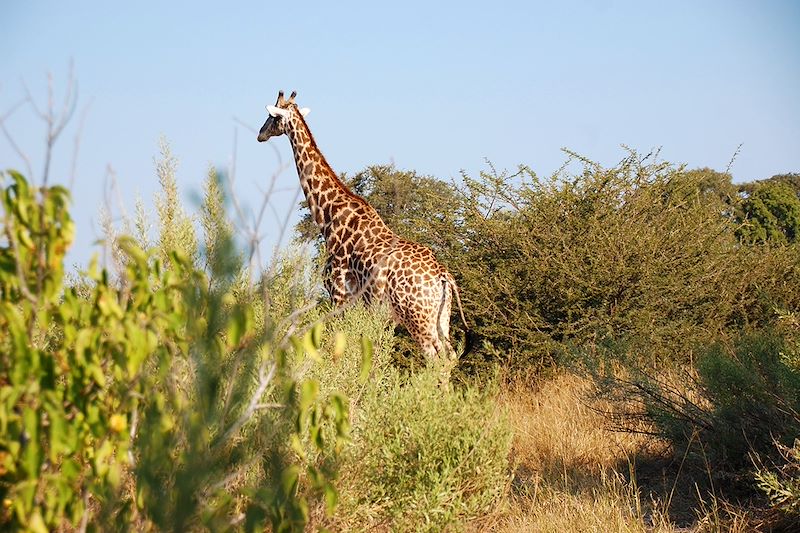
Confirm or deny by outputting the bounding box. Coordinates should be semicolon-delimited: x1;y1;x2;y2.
258;90;468;359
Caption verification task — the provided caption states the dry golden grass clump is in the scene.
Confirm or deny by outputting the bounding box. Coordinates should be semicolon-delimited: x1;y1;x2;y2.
492;374;672;532
487;372;772;533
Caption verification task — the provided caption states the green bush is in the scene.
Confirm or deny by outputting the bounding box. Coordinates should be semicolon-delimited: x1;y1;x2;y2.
306;302;396;401
456;159;764;371
696;334;800;468
755;440;800;519
244;251;504;530
321;160;800;378
736;174;800;244
589;330;800;495
337;368;512;531
0;170;350;532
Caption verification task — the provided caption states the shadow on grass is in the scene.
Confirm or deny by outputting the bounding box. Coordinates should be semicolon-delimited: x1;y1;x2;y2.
505;441;800;532
623;449;800;532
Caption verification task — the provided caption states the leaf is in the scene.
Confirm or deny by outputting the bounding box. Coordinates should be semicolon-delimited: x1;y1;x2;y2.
124;321;148;378
323;483;338;516
309;421;323;450
15;479;37;515
359;336;373;384
290;336;304;362
332;331;347;361
280;466;300;497
328;394;350;441
94;439;113;477
108;462;122;489
227;306;250;349
21;408;41;478
298;380;318;412
289;434;305;460
87;255;101;281
296;380;319;433
18;227;35;250
73;327;94;365
302;330;321;363
306;465;324;488
44;402;68;460
61;458;80;480
117;235;148;269
311;321;323;349
88;362;107;388
28;508;48;533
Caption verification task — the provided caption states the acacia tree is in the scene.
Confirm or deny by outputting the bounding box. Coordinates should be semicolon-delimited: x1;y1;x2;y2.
314;158;800;375
736;177;800;244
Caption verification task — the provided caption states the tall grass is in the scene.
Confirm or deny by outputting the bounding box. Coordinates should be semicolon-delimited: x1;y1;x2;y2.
330;368;512;532
494;373;670;531
493;372;781;532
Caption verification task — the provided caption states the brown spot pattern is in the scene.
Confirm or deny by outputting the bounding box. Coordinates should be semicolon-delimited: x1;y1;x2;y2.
270;99;464;359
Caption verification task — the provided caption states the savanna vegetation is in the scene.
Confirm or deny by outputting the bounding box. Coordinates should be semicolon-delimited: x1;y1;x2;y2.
2;111;800;531
298;157;800;530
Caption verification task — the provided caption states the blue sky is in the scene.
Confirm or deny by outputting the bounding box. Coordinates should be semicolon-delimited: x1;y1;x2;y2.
2;1;799;268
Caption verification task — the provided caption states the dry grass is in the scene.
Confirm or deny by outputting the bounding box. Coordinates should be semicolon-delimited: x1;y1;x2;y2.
315;369;767;531
487;373;674;532
477;372;772;533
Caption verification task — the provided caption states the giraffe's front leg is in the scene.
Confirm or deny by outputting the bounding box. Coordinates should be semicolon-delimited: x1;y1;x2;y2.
324;255;358;306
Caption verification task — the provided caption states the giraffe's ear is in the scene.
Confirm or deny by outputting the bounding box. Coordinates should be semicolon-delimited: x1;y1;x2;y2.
299;107;311;117
267;105;289;118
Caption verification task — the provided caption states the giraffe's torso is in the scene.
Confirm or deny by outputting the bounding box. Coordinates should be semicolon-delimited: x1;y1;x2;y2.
320;194;453;345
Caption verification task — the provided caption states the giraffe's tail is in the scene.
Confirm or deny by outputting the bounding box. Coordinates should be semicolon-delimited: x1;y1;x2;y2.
441;273;476;358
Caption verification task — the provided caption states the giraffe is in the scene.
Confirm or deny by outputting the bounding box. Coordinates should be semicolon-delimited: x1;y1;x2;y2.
257;90;467;360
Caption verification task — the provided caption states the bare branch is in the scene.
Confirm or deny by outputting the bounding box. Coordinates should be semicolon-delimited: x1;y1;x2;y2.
0;98;27;122
271;186;302;254
42;65;79;186
15;64;80;187
232;116;257;134
224;120;291;278
216;361;277;445
0;99;35;179
725;143;743;175
69;97;92;189
77;490;91;533
21;79;46;120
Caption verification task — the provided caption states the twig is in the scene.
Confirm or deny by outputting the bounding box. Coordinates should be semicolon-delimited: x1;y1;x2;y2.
38;64;79;186
70;98;93;189
225;122;290;277
232;116;257;134
725;143;743;175
253;402;283;410
77;489;91;533
217;361;277;444
0;98;35;179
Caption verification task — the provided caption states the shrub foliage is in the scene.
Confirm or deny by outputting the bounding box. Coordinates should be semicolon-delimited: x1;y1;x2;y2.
322;158;800;374
0;170;349;532
340;368;511;531
3;135;799;529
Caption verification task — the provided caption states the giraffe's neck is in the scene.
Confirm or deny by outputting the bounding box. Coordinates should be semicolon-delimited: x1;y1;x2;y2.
285;115;370;232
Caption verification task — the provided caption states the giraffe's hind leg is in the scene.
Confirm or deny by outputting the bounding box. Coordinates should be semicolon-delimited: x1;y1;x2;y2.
436;280;455;359
394;287;453;362
407;315;456;387
390;299;440;360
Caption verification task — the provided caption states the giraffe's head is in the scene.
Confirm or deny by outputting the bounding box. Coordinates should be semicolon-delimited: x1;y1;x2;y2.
257;90;310;142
